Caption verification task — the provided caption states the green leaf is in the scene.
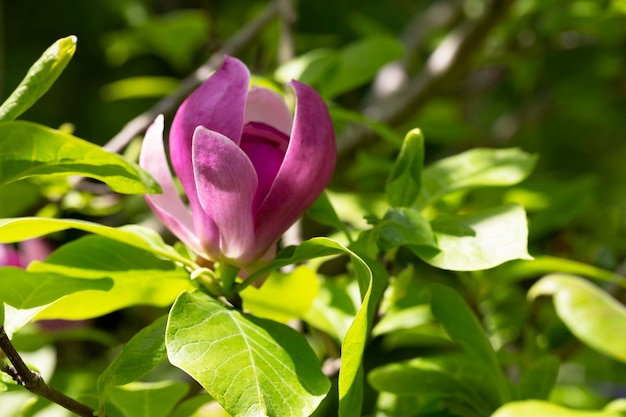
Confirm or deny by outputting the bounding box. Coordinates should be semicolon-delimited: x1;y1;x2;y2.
28;235;191;320
417;148;537;208
274;48;337;86
241;266;320;323
0;36;77;122
376;207;438;252
242;237;385;417
166;291;330;417
0;266;112;308
322;36;404;99
305;278;358;342
106;381;189;417
386;129;424;207
415;204;532;271
0;217;189;266
529;274;626;363
306;191;352;242
0;121;160;194
367;355;497;415
98;316;167;399
429;284;510;404
518;355;560;401
492;400;626;417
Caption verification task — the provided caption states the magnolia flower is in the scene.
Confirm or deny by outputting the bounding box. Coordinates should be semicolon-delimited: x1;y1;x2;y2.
0;240;50;268
140;56;336;268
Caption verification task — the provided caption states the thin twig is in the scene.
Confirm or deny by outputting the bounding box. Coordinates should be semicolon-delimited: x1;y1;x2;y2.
0;326;97;417
277;0;297;64
103;0;281;154
338;0;515;155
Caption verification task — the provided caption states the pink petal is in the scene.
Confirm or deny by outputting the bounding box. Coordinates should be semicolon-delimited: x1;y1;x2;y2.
244;87;293;136
192;126;258;264
139;115;204;256
169;56;250;246
0;245;21;267
253;81;336;256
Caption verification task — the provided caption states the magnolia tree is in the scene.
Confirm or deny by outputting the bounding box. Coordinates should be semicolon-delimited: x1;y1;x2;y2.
1;2;626;417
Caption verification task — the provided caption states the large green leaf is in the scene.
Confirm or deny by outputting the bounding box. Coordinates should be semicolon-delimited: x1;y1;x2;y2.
415;204;532;271
106;381;189;417
242;237;385;417
0;36;76;122
429;284;510;404
417;148;537;208
0;266;112;309
529;274;626;363
0;217;189;266
98;316;168;399
166;291;330;417
0;121;159;194
386;129;424;207
27;235;191;320
492;400;626;417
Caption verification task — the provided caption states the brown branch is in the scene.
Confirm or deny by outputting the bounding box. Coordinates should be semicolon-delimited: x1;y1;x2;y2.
103;0;281;154
0;326;97;417
338;0;516;155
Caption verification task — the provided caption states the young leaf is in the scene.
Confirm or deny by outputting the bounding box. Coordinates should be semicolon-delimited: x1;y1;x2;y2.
0;266;112;308
417;148;537;208
415;204;532;271
98;315;168;398
375;207;438;252
429;284;510;404
166;291;330;417
106;381;189;417
386;129;424;207
0;121;160;194
529;274;626;364
0;36;77;122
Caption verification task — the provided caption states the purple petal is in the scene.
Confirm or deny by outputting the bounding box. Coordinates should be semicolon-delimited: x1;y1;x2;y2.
0;245;21;267
244;87;293;135
253;81;336;257
169;56;250;243
241;122;289;211
192;126;258;264
139;115;204;256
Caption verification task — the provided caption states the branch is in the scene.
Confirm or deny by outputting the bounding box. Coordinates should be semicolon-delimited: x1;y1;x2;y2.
103;0;281;154
0;326;97;417
338;0;515;155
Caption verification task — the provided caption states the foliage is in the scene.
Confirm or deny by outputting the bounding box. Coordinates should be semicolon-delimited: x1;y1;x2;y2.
2;1;626;417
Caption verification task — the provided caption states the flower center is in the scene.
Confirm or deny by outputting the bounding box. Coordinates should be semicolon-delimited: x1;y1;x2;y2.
240;122;290;212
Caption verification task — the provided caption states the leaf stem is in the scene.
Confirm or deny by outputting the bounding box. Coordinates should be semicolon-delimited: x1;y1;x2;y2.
0;326;97;417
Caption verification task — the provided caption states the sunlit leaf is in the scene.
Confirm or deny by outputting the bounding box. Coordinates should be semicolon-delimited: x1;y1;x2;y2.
166;291;330;417
529;274;626;363
28;235;191;320
0;36;76;122
417;148;537;208
0;266;112;308
0;121;160;194
492;400;626;417
241;266;319;323
415;204;532;271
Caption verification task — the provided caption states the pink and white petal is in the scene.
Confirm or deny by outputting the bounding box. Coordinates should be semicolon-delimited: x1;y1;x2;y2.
192;126;258;264
254;81;336;257
139;115;203;255
244;87;293;135
169;56;251;205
